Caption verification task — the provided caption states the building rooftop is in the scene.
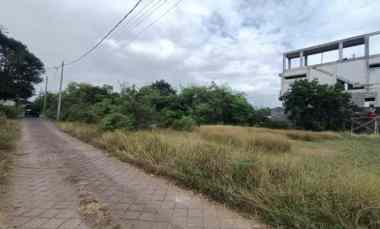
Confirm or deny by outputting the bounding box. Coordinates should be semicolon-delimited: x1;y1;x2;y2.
285;31;380;59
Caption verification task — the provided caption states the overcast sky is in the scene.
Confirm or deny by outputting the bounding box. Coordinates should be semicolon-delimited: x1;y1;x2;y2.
1;0;380;107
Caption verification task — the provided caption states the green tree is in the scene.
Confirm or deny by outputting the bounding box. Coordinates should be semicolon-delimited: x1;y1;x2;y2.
179;83;254;125
0;30;44;101
117;85;157;129
281;79;353;131
34;79;261;130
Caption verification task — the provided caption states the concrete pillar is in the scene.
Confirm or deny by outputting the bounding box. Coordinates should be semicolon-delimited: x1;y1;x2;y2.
283;55;287;72
304;55;308;66
365;36;370;88
365;36;370;57
300;51;304;67
288;58;292;70
337;42;343;81
339;42;343;61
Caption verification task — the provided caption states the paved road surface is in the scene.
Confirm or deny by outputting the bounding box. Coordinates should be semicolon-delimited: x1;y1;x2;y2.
0;119;265;229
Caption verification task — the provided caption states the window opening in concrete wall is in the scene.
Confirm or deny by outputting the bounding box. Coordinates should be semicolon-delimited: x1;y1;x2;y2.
321;50;339;63
343;44;365;60
348;84;365;90
307;53;322;65
369;63;380;68
365;97;376;102
290;57;301;69
284;74;306;80
370;34;380;55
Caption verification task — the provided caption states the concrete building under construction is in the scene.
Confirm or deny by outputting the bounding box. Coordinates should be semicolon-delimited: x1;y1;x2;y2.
280;31;380;108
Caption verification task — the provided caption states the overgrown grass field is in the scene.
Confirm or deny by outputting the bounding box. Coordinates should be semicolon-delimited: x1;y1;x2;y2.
0;118;19;182
58;123;380;229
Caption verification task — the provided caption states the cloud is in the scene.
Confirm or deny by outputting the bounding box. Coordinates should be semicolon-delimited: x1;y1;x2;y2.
127;39;182;60
1;0;379;107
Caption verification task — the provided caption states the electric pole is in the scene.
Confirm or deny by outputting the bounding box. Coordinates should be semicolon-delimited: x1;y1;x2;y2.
57;61;64;121
43;74;48;117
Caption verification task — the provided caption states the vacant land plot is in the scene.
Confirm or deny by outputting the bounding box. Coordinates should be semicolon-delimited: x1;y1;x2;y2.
59;123;380;229
0;118;19;182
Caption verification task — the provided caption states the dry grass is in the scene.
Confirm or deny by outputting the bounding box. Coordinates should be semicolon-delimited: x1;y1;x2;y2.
0;118;19;183
58;123;380;229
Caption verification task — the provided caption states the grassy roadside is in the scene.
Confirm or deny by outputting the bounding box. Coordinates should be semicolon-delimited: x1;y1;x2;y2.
58;122;380;229
0;118;19;183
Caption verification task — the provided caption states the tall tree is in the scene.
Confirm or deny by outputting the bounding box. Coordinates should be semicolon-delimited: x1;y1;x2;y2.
281;79;353;131
0;30;44;101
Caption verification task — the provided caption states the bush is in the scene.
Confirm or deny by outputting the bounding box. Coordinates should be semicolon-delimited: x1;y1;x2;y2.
100;113;135;131
0;111;6;122
171;116;197;131
261;119;290;129
0;105;22;119
67;110;97;124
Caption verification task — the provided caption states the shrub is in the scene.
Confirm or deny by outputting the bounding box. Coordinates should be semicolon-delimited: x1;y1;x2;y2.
171;116;197;131
100;113;135;131
0;112;6;123
261;119;290;129
67;110;97;124
0;105;22;119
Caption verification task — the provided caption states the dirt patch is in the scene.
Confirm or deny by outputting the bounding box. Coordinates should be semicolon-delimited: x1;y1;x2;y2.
65;174;80;184
78;187;121;229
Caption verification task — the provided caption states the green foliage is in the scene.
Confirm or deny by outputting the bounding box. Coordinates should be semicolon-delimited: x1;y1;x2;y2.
0;30;44;101
261;119;290;129
33;92;58;118
0;105;22;119
35;80;262;130
100;113;135;131
178;83;254;125
66;105;97;124
171;116;197;131
281;80;353;131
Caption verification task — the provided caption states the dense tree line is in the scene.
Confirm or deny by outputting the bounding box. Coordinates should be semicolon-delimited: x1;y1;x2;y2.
34;80;278;130
36;79;354;132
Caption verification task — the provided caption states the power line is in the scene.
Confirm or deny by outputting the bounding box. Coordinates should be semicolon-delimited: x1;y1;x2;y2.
65;0;144;66
126;0;169;32
46;0;183;70
133;0;184;38
125;0;164;28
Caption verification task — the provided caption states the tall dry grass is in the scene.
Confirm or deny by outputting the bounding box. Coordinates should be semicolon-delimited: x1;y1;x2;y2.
0;118;19;182
58;122;380;229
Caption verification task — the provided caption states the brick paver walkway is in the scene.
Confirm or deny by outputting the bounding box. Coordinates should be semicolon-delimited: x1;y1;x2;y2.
0;120;266;229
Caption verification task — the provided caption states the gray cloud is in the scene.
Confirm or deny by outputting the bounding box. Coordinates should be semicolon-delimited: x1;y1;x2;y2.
1;0;379;107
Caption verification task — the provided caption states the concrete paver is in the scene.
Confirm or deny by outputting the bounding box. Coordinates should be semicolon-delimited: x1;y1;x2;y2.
0;120;267;229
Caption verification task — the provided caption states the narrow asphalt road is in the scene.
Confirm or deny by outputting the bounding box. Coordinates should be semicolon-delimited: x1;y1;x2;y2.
0;119;265;229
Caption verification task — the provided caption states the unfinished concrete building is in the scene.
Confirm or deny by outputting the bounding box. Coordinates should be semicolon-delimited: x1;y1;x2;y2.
280;31;380;108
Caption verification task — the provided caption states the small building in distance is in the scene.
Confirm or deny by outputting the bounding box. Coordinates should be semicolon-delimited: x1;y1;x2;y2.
280;31;380;108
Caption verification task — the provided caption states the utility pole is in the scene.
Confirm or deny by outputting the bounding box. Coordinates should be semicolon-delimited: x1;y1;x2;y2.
43;74;48;117
56;61;64;121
